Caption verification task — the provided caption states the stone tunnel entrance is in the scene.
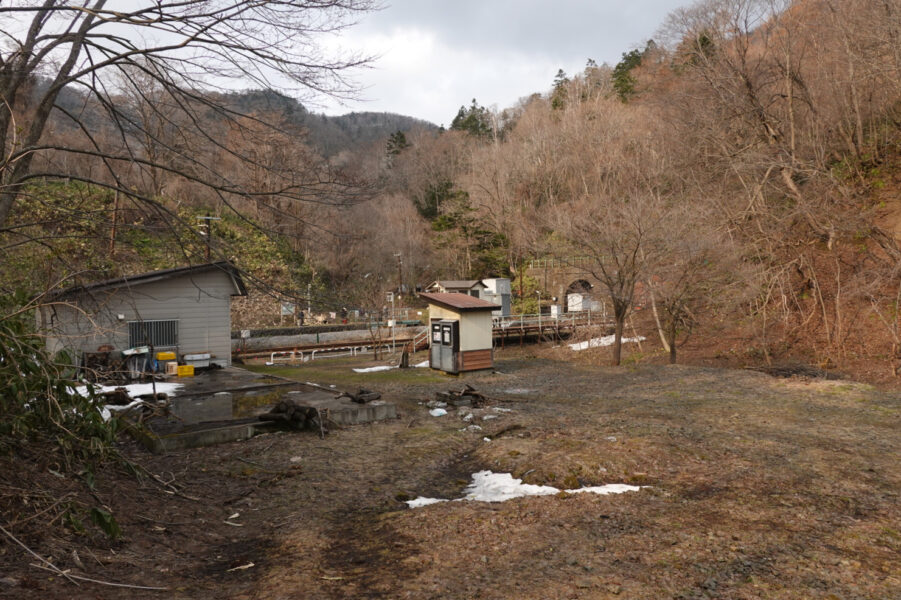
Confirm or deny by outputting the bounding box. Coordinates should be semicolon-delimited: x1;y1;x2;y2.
564;279;594;312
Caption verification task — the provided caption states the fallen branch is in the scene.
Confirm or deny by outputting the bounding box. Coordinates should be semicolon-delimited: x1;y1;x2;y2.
29;563;169;591
0;523;79;586
6;492;75;527
134;514;197;527
149;473;200;501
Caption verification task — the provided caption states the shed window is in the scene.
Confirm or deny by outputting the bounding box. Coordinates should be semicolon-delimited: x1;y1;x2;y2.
128;320;178;348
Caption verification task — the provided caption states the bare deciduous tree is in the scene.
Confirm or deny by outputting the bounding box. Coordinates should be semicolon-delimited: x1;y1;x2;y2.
0;0;374;230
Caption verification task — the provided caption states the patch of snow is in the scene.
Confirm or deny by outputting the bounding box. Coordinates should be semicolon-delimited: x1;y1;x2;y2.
569;483;642;495
352;365;395;373
462;471;559;502
105;399;145;414
462;413;473;421
429;408;447;417
568;335;646;352
353;360;429;373
74;382;183;422
406;497;447;508
482;414;498;421
504;388;535;394
75;382;183;398
483;437;492;443
405;470;644;508
492;407;513;413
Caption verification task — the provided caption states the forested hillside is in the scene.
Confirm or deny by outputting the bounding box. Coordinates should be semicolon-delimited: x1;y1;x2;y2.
377;0;901;376
3;0;901;378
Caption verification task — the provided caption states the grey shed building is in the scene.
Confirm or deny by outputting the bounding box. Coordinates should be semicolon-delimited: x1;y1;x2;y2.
39;262;247;368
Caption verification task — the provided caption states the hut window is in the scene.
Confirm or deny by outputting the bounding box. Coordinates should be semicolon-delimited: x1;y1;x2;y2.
128;319;178;348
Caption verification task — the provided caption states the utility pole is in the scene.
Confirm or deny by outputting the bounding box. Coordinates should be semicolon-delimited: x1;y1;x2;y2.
108;190;120;258
387;291;396;353
394;252;403;296
197;214;221;262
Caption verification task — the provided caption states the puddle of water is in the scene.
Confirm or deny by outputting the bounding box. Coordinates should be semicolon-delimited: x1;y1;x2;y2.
168;389;287;424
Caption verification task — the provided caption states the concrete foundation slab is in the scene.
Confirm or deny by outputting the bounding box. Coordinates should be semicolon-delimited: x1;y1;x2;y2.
127;367;396;452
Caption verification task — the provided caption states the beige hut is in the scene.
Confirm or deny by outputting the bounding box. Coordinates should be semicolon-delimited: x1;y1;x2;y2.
419;292;499;373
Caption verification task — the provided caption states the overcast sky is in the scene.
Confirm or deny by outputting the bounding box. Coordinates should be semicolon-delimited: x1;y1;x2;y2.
316;0;691;126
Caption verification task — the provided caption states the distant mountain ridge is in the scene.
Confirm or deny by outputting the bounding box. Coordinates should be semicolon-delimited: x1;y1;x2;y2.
28;79;435;159
220;88;437;156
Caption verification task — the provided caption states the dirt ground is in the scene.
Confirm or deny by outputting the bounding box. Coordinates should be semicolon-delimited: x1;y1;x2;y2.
2;347;900;599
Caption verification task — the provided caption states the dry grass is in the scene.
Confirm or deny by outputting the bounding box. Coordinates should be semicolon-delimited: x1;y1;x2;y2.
1;353;899;599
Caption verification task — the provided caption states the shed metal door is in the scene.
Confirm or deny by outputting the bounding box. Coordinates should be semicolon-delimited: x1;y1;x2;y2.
430;319;459;373
429;322;442;369
439;320;459;373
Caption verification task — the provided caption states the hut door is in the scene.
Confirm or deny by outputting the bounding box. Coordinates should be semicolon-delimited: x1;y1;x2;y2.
432;319;459;373
429;322;442;369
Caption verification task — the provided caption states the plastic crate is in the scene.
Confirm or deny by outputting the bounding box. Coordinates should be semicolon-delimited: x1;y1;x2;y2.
156;351;176;361
177;364;195;377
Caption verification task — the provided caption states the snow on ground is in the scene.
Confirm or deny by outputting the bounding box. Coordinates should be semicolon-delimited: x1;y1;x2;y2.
429;408;448;417
352;365;394;373
406;497;447;508
568;335;646;351
74;382;183;421
75;382;183;398
352;360;429;373
406;470;643;507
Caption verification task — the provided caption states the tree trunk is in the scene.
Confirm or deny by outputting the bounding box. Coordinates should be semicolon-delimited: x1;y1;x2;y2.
667;323;678;364
612;315;625;366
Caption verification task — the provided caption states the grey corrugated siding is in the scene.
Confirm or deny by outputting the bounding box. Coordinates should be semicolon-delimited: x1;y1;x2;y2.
40;270;239;367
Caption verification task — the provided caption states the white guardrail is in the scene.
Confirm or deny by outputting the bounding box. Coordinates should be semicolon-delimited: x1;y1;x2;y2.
493;309;605;329
267;342;397;365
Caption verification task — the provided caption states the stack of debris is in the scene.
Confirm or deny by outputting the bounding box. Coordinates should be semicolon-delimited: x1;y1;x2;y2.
259;399;323;432
435;385;487;408
337;388;381;404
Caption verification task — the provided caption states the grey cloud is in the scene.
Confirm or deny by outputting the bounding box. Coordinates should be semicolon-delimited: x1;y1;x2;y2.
357;0;688;65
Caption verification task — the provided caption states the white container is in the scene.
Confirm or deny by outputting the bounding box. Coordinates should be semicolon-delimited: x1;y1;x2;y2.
183;352;211;368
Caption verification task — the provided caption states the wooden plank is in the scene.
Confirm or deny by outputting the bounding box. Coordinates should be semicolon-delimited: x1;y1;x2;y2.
461;349;492;371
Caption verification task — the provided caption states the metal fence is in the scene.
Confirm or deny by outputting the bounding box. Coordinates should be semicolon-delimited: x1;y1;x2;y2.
526;256;593;270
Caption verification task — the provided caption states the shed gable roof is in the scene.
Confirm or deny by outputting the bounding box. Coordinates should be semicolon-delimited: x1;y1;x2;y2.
49;261;248;300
